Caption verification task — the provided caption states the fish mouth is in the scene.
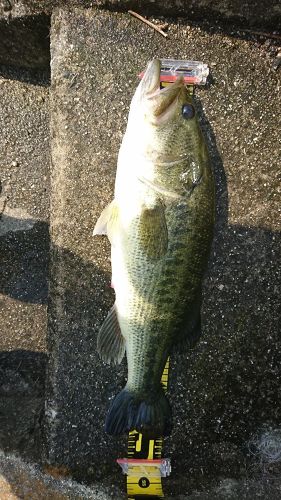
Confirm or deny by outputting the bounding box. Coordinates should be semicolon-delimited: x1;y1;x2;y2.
140;59;184;122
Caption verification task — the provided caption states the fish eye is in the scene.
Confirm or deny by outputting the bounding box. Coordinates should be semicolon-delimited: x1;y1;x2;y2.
182;104;195;120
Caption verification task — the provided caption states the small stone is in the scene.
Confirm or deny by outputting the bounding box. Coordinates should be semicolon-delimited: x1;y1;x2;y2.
272;52;281;71
11;160;19;167
3;0;12;12
264;39;272;49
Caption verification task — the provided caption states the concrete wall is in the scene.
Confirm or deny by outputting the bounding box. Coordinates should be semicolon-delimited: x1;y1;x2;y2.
46;6;281;496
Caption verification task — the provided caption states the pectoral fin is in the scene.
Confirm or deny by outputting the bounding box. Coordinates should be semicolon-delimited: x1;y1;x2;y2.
93;200;120;245
97;303;126;365
140;203;168;259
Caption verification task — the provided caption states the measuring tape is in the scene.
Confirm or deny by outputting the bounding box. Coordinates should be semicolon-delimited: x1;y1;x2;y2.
117;359;171;499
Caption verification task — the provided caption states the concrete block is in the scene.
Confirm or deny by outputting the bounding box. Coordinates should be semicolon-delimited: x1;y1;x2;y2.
0;68;50;460
0;67;50;350
47;6;281;496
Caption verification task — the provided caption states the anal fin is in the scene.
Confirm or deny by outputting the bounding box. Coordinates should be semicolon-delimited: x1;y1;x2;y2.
97;303;126;364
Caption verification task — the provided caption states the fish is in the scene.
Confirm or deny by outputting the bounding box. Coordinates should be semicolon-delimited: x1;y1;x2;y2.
93;59;215;437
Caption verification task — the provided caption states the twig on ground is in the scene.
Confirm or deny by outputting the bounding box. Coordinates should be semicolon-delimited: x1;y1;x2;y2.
158;22;169;31
128;10;168;38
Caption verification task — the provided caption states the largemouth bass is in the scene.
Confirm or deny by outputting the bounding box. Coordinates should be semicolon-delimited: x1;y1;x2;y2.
94;59;215;437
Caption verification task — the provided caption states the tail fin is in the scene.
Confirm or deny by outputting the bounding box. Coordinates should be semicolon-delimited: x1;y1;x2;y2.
105;387;172;437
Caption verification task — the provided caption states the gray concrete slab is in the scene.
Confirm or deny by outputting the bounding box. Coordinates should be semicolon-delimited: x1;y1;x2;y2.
0;66;50;459
0;66;50;351
48;6;281;497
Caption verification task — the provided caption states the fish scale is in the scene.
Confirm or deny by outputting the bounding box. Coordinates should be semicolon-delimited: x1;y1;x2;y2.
124;203;203;393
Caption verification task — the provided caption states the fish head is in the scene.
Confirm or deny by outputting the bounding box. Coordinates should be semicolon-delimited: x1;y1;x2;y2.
124;59;206;192
135;59;188;126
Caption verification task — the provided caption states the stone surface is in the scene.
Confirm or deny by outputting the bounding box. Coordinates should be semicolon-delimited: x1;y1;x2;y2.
0;66;50;459
0;351;46;462
47;6;281;497
0;14;50;69
0;66;50;352
1;452;281;500
0;0;281;28
0;451;120;499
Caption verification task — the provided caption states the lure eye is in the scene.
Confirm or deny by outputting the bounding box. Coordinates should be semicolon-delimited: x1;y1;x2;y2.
182;104;195;120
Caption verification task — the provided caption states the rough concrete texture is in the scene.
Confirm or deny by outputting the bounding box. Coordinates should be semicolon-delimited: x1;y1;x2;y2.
0;67;50;459
0;66;50;349
0;451;120;499
1;452;281;500
47;6;281;497
1;0;281;28
0;14;50;69
0;351;46;462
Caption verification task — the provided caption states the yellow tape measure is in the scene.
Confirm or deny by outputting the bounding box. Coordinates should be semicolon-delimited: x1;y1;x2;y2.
117;359;171;499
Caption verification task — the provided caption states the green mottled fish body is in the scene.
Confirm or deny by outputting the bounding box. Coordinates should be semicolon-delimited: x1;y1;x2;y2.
94;59;215;436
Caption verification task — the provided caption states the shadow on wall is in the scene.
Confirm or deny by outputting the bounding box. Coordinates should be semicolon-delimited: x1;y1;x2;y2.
0;63;50;86
0;13;50;76
166;98;281;489
0;219;112;464
0;221;49;304
0;350;47;462
167;222;281;489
